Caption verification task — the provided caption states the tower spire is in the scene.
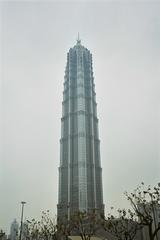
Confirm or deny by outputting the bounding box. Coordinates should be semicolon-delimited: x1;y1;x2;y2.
77;32;81;45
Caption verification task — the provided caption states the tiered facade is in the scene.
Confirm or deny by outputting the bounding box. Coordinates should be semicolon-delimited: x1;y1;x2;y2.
57;39;104;221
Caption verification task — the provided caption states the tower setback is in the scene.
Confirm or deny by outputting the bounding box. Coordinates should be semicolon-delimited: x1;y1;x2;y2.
57;39;104;221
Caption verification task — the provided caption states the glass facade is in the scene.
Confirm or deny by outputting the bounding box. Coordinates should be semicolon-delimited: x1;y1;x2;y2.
57;39;104;221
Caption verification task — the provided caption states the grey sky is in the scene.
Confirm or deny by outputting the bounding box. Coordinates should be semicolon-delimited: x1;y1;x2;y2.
1;0;160;233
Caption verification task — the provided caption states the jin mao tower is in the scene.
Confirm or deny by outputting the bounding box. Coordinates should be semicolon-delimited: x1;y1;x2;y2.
57;38;104;221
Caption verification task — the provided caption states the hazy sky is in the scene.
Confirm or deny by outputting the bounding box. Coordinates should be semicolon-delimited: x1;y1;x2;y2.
1;0;160;233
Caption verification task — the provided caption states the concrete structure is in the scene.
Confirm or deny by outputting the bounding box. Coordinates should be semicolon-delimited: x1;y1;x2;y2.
57;38;104;221
139;203;160;240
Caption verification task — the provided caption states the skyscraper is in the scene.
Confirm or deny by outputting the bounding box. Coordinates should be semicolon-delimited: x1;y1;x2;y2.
10;219;18;240
57;37;104;221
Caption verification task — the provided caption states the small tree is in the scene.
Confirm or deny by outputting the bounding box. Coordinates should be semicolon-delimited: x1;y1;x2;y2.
102;208;141;240
57;216;71;240
125;182;160;240
0;230;6;240
69;210;99;240
27;211;58;240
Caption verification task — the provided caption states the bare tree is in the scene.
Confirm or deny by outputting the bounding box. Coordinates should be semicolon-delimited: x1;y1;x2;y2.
125;182;160;240
69;210;99;240
27;211;58;240
102;208;141;240
0;230;6;240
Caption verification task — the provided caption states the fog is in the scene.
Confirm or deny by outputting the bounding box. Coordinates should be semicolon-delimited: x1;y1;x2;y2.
0;0;160;232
